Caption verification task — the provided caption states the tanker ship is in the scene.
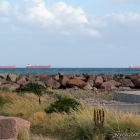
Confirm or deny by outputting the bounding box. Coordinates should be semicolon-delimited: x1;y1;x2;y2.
0;65;16;68
129;65;140;68
26;64;51;68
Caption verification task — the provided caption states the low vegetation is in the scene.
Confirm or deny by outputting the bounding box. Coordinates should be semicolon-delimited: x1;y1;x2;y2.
44;94;81;114
0;86;140;140
14;83;46;104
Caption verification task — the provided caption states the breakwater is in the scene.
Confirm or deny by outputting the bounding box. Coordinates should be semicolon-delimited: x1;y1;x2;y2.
0;72;140;92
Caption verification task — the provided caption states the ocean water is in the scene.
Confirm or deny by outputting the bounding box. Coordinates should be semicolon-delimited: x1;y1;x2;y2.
0;68;140;75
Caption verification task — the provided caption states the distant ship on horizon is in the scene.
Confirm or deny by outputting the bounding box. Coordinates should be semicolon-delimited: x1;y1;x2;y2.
129;65;140;68
26;64;51;68
0;65;16;68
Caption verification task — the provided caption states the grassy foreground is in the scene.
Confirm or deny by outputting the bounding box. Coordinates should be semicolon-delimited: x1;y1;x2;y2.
0;90;140;140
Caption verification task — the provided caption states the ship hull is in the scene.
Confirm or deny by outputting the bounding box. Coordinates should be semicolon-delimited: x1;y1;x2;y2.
26;65;51;68
0;65;16;68
129;65;140;68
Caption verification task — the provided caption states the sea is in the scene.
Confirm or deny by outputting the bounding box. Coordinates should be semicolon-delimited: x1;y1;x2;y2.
0;68;140;75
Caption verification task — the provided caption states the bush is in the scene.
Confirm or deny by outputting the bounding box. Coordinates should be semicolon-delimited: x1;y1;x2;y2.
15;82;46;104
44;95;81;114
15;82;46;95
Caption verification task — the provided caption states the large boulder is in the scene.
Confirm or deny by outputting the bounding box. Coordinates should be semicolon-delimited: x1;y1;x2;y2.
0;116;30;140
59;76;70;87
8;73;19;82
119;78;134;87
73;76;87;81
101;80;121;89
62;74;74;79
67;79;86;88
29;75;38;82
0;73;8;79
87;80;94;87
83;83;93;90
0;78;7;85
132;78;140;87
105;73;114;81
40;76;61;89
18;75;28;82
95;76;103;88
52;74;59;81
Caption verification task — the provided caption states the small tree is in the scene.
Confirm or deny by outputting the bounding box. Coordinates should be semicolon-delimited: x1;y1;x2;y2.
15;82;46;104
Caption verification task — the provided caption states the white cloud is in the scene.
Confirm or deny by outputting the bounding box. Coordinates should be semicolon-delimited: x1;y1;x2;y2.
0;1;11;15
25;0;54;23
0;0;99;37
52;1;89;24
105;12;140;22
84;28;100;37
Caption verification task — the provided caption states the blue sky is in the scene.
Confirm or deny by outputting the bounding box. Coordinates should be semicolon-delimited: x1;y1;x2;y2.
0;0;140;68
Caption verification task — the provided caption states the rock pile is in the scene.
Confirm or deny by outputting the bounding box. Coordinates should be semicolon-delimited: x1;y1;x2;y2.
0;72;140;92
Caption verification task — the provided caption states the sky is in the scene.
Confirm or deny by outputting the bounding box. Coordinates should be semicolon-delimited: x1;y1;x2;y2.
0;0;140;68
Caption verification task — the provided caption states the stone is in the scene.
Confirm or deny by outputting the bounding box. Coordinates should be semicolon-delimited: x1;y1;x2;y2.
67;79;86;88
119;78;134;87
73;76;87;81
36;81;46;87
105;73;114;81
59;76;70;87
63;74;74;79
87;80;94;87
83;83;93;90
52;74;59;81
16;81;29;86
88;75;95;81
132;78;140;87
42;77;61;89
101;80;121;89
8;74;19;82
0;116;30;140
95;76;103;88
0;73;8;79
18;75;28;82
0;78;7;85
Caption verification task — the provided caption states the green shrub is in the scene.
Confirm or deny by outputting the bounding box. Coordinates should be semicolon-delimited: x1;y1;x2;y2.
15;82;46;94
44;95;81;114
15;82;46;104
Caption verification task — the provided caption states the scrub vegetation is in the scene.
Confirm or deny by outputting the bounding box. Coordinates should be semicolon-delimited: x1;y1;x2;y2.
0;85;140;140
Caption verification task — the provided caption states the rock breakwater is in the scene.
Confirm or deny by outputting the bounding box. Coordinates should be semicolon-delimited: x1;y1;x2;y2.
0;72;140;93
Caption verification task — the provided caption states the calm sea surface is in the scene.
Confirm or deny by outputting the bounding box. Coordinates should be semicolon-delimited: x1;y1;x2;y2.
0;68;140;75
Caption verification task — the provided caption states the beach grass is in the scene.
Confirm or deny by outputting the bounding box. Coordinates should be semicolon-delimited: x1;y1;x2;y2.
0;90;140;140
